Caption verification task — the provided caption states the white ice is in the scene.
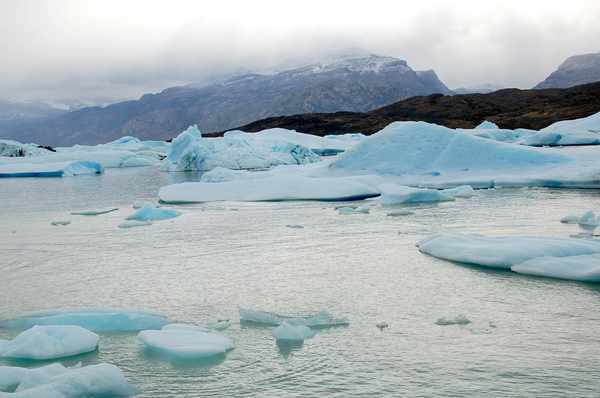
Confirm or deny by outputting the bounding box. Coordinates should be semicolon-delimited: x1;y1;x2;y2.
158;175;384;203
70;207;118;215
0;139;53;157
137;328;235;358
162;323;210;333
271;322;315;341
1;307;171;331
527;111;600;146
239;309;349;326
159;125;323;172
118;220;153;228
125;202;181;220
0;362;138;397
417;232;600;282
0;325;98;360
324;121;600;189
560;210;600;226
377;184;455;204
0;160;104;178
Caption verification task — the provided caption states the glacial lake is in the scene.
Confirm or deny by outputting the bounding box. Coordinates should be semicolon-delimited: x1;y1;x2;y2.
2;165;600;397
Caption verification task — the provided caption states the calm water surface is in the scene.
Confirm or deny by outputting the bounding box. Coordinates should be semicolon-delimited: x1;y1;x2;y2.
1;166;600;397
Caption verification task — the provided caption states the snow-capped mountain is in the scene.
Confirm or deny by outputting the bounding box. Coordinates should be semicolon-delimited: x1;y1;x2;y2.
5;51;452;146
534;52;600;89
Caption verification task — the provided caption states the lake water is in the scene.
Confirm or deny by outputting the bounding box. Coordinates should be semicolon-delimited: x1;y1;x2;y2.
2;165;600;397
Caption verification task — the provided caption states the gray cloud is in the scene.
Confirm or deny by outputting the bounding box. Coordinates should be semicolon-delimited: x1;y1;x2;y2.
1;0;599;101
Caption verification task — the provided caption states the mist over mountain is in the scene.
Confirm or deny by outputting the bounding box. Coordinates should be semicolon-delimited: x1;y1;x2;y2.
534;52;600;89
4;51;451;147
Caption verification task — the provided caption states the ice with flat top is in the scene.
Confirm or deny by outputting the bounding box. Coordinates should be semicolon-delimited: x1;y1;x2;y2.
417;232;600;282
0;325;99;360
137;326;235;358
0;160;104;178
377;184;455;204
0;362;138;397
239;308;349;326
1;307;171;331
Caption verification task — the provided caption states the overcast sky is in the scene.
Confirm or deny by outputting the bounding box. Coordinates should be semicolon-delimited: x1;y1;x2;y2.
1;0;599;101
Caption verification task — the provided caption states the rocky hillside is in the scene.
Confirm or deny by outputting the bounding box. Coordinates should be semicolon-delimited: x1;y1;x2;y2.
219;82;600;137
0;100;68;140
534;52;600;89
7;51;451;147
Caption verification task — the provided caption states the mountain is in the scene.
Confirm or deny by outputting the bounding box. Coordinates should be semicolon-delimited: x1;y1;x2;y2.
220;82;600;137
4;51;452;147
0;100;68;141
534;52;600;89
452;84;506;95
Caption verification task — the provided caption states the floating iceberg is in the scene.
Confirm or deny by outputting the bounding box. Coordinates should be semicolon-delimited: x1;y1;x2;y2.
118;220;153;228
0;325;99;360
338;205;371;214
125;203;181;220
435;315;471;326
526;111;600;146
1;307;171;331
560;210;599;226
324;121;600;189
159;125;322;172
0;139;53;157
158;175;384;203
0;160;104;178
271;322;315;341
377;184;455;204
0;362;138;397
137;328;235;358
417;232;600;282
71;206;119;215
239;309;349;327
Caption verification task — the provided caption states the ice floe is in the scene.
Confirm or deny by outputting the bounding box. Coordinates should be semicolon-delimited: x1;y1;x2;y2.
137;327;235;358
125;202;181;220
417;232;600;282
271;322;315;341
435;315;471;326
70;206;119;215
377;184;455;204
118;220;153;228
159;125;322;172
323;121;600;188
1;307;171;331
0;362;138;397
158;175;384;203
560;210;599;225
0;325;98;360
0;160;104;178
239;309;349;326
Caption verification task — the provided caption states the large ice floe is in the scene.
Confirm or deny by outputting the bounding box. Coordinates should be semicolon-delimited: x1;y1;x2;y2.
0;160;104;178
0;325;99;360
137;324;235;358
525;111;600;146
239;309;349;327
324;121;600;188
159;125;329;172
1;307;171;332
0;362;138;397
417;233;600;282
0;136;164;176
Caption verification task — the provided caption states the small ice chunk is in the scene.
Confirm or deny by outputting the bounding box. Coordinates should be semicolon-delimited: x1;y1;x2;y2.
239;308;349;326
0;325;99;360
435;315;470;325
204;321;231;330
579;210;596;224
271;322;315;341
125;202;181;220
387;210;414;216
561;215;582;223
137;329;235;358
378;184;455;204
51;221;70;226
286;224;304;228
454;315;471;324
118;220;153;228
71;207;118;215
442;185;477;198
162;323;210;333
338;205;371;214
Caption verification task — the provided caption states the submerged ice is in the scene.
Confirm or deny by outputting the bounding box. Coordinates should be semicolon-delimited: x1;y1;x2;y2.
239;309;349;326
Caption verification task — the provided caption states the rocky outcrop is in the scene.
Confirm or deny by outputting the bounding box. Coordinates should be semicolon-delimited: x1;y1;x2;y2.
534;52;600;89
